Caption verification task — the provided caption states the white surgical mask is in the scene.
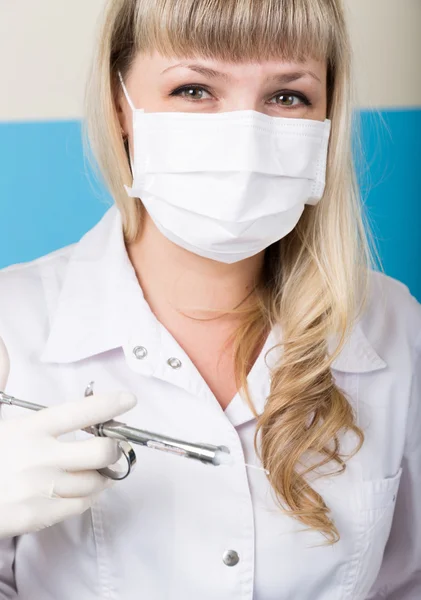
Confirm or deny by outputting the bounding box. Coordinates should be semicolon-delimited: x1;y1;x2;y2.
119;72;331;263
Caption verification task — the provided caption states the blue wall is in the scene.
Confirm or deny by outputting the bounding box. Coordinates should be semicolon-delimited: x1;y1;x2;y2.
358;109;421;300
0;121;110;264
0;110;420;300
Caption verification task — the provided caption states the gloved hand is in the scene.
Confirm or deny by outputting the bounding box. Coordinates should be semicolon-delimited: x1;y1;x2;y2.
0;334;137;539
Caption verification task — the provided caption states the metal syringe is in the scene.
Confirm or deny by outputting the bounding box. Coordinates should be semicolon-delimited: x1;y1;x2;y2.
0;381;233;480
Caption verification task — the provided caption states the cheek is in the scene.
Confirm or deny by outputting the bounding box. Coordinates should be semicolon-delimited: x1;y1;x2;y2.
314;99;328;122
305;106;327;123
312;85;328;121
133;83;169;113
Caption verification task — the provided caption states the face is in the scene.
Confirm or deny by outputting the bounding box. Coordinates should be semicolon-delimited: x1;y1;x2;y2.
118;50;328;142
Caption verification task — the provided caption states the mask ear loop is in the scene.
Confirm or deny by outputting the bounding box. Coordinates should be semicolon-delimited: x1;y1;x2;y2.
118;71;136;111
117;71;137;184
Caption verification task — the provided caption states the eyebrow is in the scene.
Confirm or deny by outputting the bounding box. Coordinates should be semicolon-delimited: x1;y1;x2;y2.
161;63;322;84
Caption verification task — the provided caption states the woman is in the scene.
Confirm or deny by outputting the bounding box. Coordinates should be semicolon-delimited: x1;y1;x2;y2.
0;0;420;598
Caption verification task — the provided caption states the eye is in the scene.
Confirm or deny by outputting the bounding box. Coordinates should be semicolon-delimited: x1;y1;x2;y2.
169;85;212;101
271;92;311;108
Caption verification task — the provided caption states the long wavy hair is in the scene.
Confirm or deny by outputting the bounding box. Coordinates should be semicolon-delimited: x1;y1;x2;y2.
84;0;378;545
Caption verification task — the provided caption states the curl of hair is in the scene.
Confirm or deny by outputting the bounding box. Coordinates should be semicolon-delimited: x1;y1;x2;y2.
83;0;379;545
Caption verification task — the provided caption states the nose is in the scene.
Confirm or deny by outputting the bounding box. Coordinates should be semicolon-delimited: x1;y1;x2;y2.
216;85;272;115
219;101;265;114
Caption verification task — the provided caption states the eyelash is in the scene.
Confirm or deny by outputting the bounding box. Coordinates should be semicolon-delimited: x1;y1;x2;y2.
169;84;312;108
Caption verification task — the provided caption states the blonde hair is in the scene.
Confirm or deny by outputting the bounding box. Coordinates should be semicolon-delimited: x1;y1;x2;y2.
84;0;378;545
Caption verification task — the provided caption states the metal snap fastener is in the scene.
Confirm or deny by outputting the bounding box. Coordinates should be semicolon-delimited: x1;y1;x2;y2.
167;357;182;370
133;346;148;360
222;549;239;566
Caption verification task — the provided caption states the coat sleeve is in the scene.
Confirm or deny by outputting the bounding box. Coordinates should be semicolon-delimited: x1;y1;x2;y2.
0;537;17;598
367;332;421;599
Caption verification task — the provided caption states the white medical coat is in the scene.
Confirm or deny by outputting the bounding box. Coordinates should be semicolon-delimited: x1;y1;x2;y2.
0;204;420;600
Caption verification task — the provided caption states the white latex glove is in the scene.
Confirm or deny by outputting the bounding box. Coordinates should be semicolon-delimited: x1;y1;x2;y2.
0;334;137;539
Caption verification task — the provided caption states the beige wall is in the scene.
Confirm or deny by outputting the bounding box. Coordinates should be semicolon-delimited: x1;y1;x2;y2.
347;0;421;110
0;0;104;121
0;0;420;121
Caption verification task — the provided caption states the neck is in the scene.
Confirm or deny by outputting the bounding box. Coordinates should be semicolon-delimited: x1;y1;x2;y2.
126;212;265;323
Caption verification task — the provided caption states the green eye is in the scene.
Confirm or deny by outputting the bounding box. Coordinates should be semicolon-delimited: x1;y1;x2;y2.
272;93;310;107
170;85;212;100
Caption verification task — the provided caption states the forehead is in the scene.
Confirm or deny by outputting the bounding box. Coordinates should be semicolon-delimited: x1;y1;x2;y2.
132;51;327;82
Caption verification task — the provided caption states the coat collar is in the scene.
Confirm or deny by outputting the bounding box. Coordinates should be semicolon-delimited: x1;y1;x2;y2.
39;205;147;364
40;205;387;374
